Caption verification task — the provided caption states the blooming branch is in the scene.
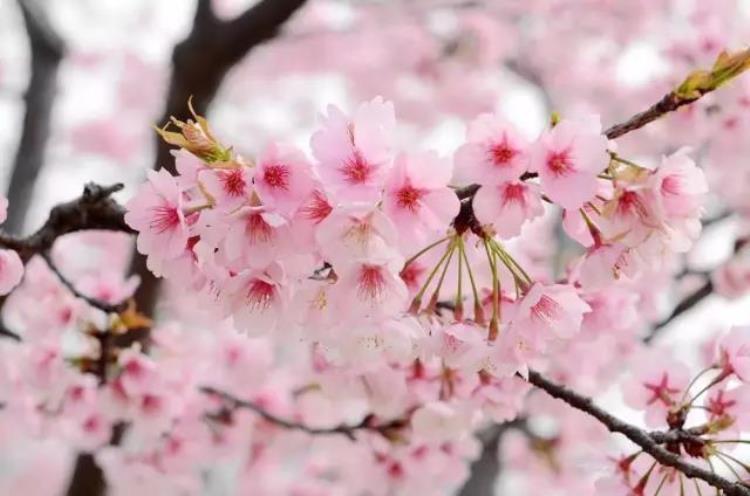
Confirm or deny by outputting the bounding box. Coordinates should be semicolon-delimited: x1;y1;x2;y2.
527;370;750;496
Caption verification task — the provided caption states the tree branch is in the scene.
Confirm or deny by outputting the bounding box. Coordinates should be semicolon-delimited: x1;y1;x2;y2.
200;386;406;441
132;0;309;321
40;252;129;314
527;370;750;496
645;280;714;344
0;183;134;263
5;0;65;234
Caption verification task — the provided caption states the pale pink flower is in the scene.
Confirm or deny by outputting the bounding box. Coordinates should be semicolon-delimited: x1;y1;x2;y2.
331;255;408;322
253;142;315;218
0;249;24;295
315;205;398;266
472;180;544;239
512;283;591;339
125;169;190;274
224;263;288;335
529;115;609;210
432;323;488;372
383;151;460;246
716;327;750;381
220;206;292;270
704;385;750;433
311;96;396;203
621;354;691;427
454;113;529;183
577;243;640;291
648;149;707;219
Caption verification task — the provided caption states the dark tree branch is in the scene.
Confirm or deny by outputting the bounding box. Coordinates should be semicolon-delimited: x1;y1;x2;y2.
645;280;714;344
132;0;309;321
0;183;133;263
40;252;129;314
527;371;750;496
5;0;65;234
201;386;406;441
458;421;524;496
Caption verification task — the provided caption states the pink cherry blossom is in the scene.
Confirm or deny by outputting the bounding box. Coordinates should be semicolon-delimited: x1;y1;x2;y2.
716;327;750;382
253;142;315;218
529;115;609;210
648;149;707;219
472;180;544;239
622;354;691;427
224;263;288;335
124;169;190;275
454;113;529;184
311;97;396;203
198;166;252;212
383;151;460;247
512;283;591;340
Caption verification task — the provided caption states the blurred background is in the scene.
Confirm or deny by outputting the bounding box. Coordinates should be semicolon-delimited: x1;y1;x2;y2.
2;0;750;494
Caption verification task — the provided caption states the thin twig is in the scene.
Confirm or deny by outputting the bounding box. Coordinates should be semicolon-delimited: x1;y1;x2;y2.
40;252;128;314
200;386;405;441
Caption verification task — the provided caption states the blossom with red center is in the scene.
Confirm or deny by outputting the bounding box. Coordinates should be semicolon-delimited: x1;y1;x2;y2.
332;256;407;323
383;152;460;248
225;263;287;335
311;97;396;203
220;206;292;270
716;326;750;382
454;113;529;184
472;180;544;239
125;169;190;275
198;166;251;212
529;115;609;209
297;189;333;225
316;205;398;266
622;354;690;427
705;385;750;433
513;283;591;340
253;142;315;219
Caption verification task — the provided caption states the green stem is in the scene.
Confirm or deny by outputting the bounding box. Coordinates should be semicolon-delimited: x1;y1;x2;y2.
403;235;450;269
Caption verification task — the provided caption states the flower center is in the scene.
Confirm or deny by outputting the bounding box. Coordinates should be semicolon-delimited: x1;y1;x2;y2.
221;169;247;197
396;184;424;211
358;265;386;301
149;204;180;234
246;279;275;310
263;165;290;190
546;150;574;176
341;152;372;185
245;213;273;244
489;141;517;167
501;182;527;206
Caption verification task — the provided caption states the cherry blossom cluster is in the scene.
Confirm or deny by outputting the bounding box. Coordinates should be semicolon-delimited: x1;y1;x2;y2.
593;328;750;495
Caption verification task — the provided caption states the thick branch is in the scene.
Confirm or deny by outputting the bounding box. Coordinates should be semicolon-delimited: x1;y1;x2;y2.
5;0;65;234
0;183;133;262
527;370;750;496
132;0;309;321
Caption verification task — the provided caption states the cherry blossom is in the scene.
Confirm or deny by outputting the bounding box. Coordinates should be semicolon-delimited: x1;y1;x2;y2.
528;115;609;210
